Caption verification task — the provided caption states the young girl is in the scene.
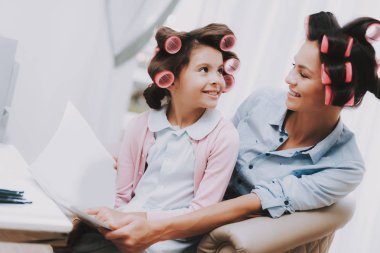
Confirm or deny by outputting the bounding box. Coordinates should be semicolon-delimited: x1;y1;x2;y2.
79;24;241;253
91;12;380;253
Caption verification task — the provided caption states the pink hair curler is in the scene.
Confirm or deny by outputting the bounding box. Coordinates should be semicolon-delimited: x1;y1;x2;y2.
321;64;332;85
365;23;380;43
224;58;240;75
324;85;333;105
220;34;236;51
304;16;310;37
344;94;355;107
344;37;354;57
222;74;235;92
345;62;352;83
164;36;182;54
154;70;174;88
321;35;329;54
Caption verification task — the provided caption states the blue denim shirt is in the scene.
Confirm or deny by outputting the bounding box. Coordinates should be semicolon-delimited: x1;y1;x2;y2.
226;89;365;218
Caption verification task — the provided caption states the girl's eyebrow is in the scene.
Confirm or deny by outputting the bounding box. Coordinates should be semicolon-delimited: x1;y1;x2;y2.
194;63;224;68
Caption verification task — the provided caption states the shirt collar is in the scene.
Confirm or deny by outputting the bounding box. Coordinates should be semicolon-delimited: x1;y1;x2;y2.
266;92;344;164
306;118;344;164
267;94;288;131
148;107;222;141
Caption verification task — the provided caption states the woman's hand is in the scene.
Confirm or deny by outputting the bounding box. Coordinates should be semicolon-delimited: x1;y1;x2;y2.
103;215;159;253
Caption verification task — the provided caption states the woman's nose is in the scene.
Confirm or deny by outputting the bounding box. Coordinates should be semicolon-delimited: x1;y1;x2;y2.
285;69;297;85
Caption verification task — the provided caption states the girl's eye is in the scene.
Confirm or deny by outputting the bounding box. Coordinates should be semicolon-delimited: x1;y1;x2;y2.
199;67;208;73
300;72;308;78
218;68;224;74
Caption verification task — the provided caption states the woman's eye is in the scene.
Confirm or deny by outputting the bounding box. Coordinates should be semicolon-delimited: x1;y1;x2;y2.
300;72;308;78
218;68;224;74
199;67;208;73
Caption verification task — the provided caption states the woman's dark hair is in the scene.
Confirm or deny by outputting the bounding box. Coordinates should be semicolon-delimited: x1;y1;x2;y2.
308;11;380;107
143;24;239;109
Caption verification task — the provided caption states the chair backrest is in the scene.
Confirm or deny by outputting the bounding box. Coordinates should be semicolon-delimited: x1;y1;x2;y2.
198;196;356;253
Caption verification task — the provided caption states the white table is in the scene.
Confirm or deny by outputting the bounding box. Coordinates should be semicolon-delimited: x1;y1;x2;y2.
0;144;73;252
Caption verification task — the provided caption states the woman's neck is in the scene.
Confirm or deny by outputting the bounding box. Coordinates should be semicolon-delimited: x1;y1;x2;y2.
166;103;206;128
283;107;341;148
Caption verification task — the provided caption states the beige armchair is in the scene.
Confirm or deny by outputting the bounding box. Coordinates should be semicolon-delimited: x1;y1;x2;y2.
198;196;355;253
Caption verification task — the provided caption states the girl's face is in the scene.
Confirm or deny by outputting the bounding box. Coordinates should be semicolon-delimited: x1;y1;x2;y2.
170;45;226;110
285;40;326;112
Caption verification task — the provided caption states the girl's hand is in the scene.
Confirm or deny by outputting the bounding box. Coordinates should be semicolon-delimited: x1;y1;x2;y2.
86;207;147;229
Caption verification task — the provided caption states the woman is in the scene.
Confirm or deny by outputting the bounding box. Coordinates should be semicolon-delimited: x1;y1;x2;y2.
89;11;380;252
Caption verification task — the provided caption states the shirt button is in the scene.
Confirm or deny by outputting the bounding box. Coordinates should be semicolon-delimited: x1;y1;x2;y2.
279;137;284;142
265;153;270;156
248;164;253;169
284;200;289;205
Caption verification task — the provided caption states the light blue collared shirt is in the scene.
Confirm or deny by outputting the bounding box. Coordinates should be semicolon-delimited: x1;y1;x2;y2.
226;89;365;218
120;106;222;253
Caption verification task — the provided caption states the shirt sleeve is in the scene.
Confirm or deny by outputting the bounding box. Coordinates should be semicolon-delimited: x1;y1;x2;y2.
146;121;239;221
232;89;271;127
252;160;365;218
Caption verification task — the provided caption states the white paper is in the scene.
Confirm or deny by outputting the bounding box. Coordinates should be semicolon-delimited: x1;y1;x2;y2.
29;102;116;211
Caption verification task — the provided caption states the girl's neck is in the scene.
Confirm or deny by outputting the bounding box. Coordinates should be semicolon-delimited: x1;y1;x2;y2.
283;107;341;148
166;103;206;128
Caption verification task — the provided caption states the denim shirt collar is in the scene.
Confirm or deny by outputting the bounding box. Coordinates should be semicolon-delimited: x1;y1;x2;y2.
267;96;344;164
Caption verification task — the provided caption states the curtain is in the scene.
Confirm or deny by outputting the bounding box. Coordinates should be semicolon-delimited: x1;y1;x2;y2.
1;0;178;161
103;0;180;153
0;36;18;142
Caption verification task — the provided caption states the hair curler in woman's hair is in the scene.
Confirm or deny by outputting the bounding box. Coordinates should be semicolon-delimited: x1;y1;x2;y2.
154;70;175;88
222;74;235;92
220;34;236;51
321;64;332;85
304;16;310;37
365;23;380;43
320;34;353;57
164;36;182;54
224;58;240;75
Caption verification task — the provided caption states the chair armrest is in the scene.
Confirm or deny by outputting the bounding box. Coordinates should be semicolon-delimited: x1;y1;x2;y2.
198;197;355;253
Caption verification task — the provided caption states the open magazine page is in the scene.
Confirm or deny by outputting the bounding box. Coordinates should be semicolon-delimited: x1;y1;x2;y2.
28;102;116;229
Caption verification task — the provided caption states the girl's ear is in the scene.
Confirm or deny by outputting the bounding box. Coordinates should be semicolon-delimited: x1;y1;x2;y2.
166;81;177;92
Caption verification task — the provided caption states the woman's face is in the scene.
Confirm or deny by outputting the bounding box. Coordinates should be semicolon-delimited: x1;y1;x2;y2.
170;45;226;110
285;40;326;112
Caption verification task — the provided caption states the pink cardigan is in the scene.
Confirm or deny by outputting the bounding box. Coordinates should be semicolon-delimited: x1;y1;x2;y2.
115;111;239;221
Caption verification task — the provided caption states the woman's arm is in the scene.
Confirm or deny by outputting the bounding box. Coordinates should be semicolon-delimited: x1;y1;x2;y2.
103;193;262;252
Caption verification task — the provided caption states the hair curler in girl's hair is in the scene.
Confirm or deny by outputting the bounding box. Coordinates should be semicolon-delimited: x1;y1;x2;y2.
164;36;182;54
224;58;240;75
220;34;236;51
222;74;235;92
154;70;175;88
